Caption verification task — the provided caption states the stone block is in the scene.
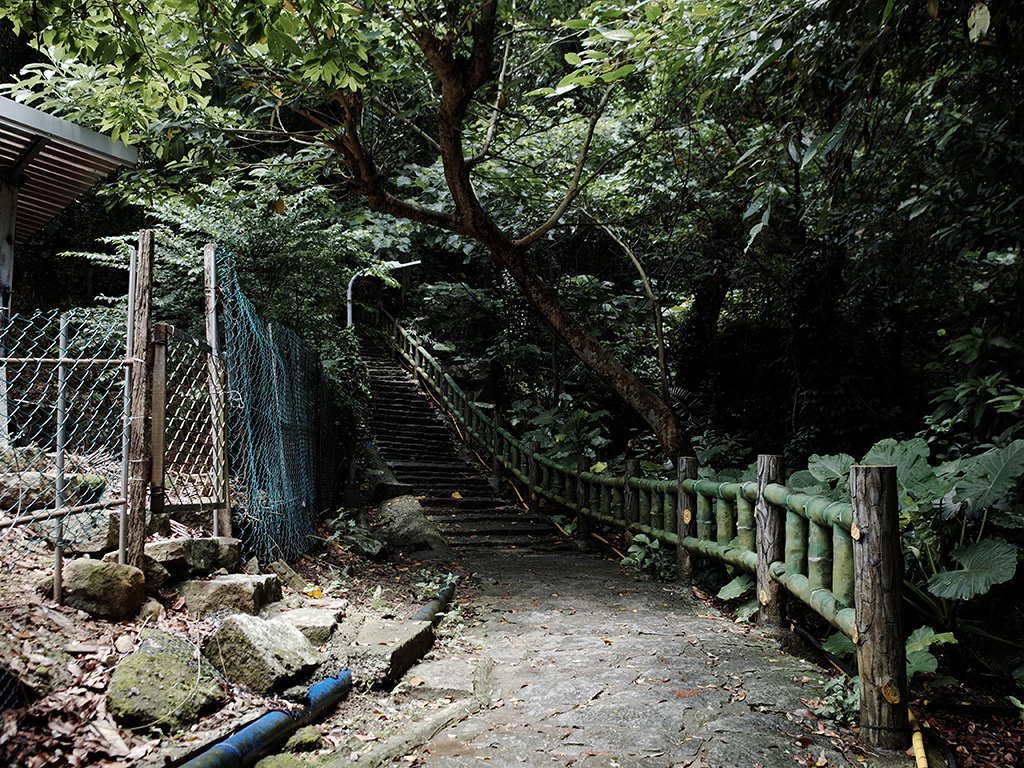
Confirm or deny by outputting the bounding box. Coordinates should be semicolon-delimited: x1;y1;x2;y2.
204;615;321;692
337;618;435;686
107;629;225;732
180;573;282;615
274;608;342;645
144;537;242;581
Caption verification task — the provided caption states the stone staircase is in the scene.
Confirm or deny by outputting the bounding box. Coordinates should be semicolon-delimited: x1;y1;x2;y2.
364;349;570;552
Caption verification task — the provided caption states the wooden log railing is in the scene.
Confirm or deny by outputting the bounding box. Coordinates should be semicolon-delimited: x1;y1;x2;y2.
388;319;909;750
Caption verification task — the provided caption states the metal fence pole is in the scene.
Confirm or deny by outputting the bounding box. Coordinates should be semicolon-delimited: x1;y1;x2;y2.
53;314;68;602
150;323;168;529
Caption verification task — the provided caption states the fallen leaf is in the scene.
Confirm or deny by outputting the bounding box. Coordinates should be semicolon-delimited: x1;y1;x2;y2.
409;676;425;686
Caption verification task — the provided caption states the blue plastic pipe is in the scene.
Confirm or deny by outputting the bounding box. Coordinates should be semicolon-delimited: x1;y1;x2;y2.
179;670;353;768
412;577;457;624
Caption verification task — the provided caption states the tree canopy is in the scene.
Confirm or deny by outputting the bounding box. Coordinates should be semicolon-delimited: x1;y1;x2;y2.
2;0;1023;463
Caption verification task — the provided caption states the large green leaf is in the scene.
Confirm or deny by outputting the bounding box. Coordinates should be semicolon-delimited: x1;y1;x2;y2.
926;538;1018;601
807;452;855;488
953;440;1024;514
717;575;753;601
862;438;938;509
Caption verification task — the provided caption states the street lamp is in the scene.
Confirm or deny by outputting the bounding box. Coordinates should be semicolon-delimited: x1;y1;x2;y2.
346;260;421;327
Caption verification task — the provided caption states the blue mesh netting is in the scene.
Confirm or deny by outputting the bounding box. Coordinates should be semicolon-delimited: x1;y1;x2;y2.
218;253;341;563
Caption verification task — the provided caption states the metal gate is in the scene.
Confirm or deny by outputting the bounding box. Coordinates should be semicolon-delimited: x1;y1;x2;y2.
150;322;229;536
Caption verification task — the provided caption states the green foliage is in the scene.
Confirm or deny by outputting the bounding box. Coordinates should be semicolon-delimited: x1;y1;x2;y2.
814;675;859;727
905;626;957;680
821;632;856;663
716;574;757;622
926;538;1018;602
509;395;612;464
716;574;752;601
788;436;1023;683
621;534;675;582
413;569;458;602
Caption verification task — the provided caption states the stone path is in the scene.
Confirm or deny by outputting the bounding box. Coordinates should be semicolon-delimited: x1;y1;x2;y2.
393;551;909;768
352;349;913;768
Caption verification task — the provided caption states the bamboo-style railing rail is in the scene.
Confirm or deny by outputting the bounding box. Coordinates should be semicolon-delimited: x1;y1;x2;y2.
386;319;909;750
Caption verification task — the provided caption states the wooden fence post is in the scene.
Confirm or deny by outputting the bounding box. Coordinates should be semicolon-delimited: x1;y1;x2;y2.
491;414;504;480
126;230;154;569
851;464;909;751
575;456;591;542
624;458;640;542
528;440;540;505
676;456;698;587
756;454;786;629
203;244;231;537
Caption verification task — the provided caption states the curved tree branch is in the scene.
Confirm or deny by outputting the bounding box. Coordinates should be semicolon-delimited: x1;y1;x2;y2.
513;86;612;249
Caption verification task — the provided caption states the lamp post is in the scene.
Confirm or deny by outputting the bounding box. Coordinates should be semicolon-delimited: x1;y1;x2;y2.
346;259;421;327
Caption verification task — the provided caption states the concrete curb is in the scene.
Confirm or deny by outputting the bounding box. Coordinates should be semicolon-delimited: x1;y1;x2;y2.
322;660;494;768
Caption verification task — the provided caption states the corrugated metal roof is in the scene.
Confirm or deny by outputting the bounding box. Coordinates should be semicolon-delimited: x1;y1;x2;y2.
0;97;139;246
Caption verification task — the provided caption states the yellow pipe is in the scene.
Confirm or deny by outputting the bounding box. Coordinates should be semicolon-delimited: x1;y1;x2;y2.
908;709;928;768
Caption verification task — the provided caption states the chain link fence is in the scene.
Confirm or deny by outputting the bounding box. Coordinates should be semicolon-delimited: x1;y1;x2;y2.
0;245;347;714
152;323;229;535
219;253;342;563
0;308;128;712
0;308;128;564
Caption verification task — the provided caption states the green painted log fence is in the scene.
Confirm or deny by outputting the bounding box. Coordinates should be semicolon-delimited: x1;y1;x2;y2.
386;319;909;751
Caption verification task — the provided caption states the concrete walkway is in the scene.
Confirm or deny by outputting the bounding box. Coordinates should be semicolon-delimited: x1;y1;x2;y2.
384;550;911;768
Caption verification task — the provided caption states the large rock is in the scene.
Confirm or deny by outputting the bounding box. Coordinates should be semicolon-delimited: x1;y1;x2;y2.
180;573;282;615
63;559;145;621
327;613;435;687
0;470;106;510
38;507;119;555
143;537;241;581
102;551;172;592
107;629;226;732
375;496;456;559
204;614;320;692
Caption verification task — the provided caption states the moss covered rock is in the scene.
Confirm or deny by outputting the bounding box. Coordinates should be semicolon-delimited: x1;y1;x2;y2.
106;629;226;732
63;559;144;620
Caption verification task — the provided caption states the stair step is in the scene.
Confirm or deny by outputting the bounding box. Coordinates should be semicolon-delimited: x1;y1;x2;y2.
364;345;570;555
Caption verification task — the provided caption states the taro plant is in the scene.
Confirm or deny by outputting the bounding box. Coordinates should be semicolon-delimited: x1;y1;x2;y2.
789;437;1024;687
716;574;759;623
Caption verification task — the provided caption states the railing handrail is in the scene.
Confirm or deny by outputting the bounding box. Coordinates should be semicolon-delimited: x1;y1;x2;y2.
383;315;910;750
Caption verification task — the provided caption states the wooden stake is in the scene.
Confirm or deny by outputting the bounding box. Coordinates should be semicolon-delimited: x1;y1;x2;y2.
528;440;539;505
676;456;698;587
0;179;15;445
126;230;154;569
756;454;786;629
624;459;640;542
851;464;909;751
204;244;230;536
575;456;591;542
